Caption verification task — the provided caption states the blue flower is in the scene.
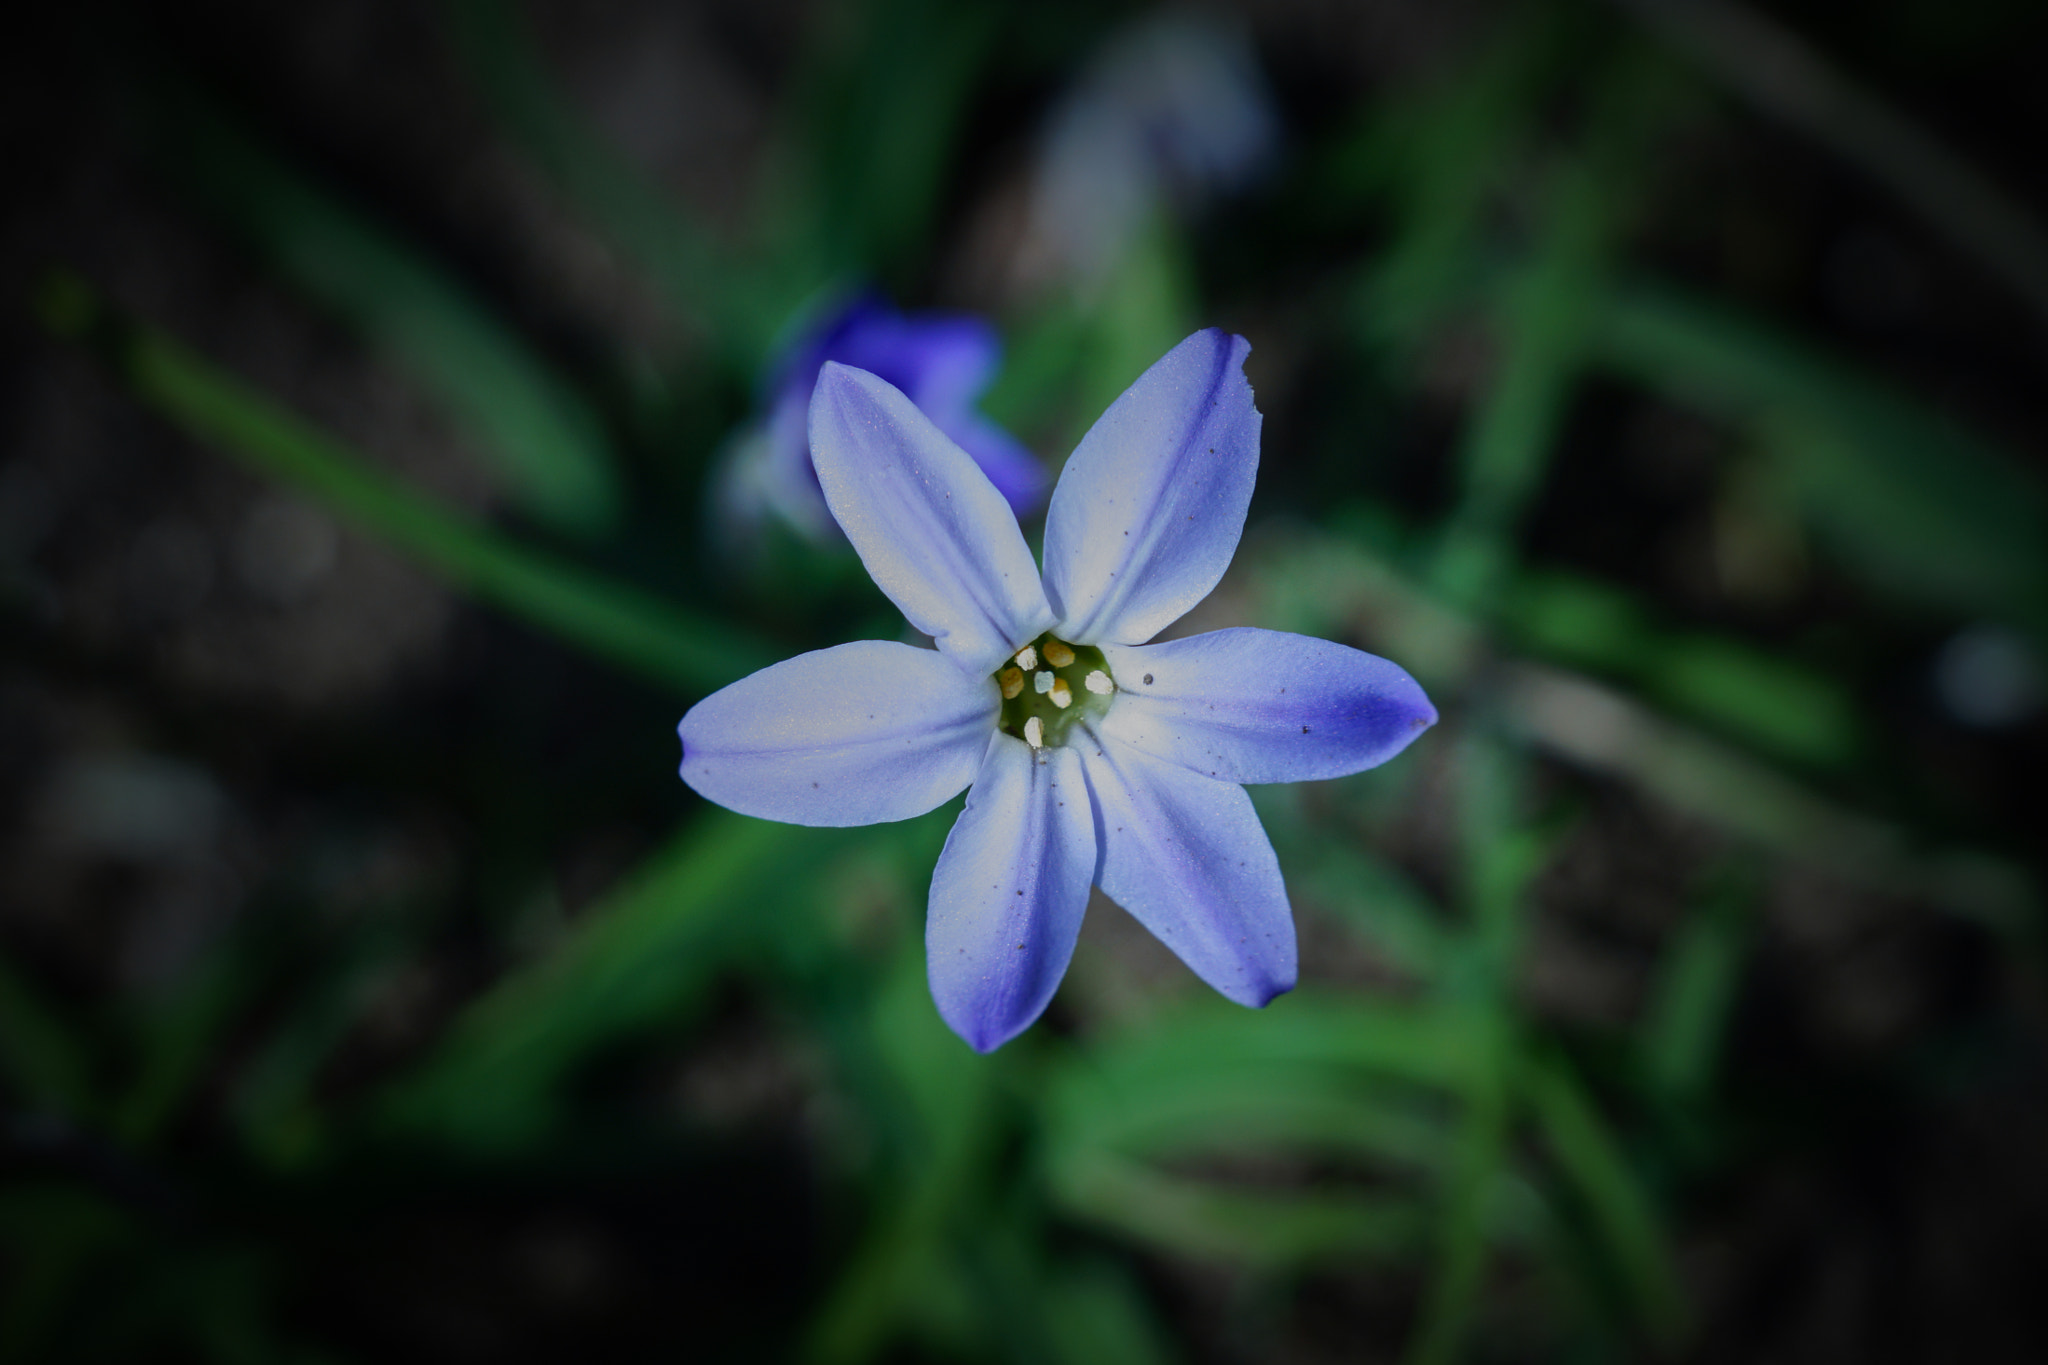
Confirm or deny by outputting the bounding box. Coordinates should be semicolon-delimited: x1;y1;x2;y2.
681;330;1435;1051
727;293;1046;541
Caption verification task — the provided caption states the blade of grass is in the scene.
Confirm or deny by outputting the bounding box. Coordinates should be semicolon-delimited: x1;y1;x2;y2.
1641;869;1751;1110
1039;1258;1174;1365
1592;282;2048;630
1526;1048;1686;1343
37;273;771;697
1428;147;1614;607
1404;1005;1511;1365
794;0;1004;284
1053;1150;1434;1267
1505;570;1859;767
807;939;1001;1365
1359;6;1559;351
1248;531;2038;931
443;0;803;369
161;89;623;538
1406;734;1540;1365
378;810;841;1151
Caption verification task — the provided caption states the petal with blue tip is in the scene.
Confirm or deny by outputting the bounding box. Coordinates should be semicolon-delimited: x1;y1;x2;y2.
1099;629;1437;784
1076;728;1296;1006
927;736;1096;1052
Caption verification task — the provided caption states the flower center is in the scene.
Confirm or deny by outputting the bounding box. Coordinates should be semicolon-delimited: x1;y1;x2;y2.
995;633;1115;749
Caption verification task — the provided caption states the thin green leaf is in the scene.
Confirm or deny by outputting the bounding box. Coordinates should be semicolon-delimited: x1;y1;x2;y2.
1505;571;1859;766
39;274;768;696
229;923;415;1172
1428;151;1613;605
1256;789;1450;979
379;812;842;1151
1360;8;1559;350
1052;1150;1432;1267
443;0;803;368
112;954;256;1149
1593;284;2048;629
163;91;622;538
807;939;1000;1365
1056;992;1492;1114
796;0;1003;283
1403;1006;1511;1365
1641;873;1751;1109
1526;1050;1686;1343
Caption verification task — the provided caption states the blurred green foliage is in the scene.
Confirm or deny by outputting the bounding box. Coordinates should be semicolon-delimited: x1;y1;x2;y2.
9;0;2046;1360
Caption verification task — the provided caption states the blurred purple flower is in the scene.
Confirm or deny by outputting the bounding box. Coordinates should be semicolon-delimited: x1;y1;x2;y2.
680;330;1435;1051
721;294;1045;542
1022;13;1279;289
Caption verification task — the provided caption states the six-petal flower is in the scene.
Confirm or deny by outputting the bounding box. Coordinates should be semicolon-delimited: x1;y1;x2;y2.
680;329;1436;1051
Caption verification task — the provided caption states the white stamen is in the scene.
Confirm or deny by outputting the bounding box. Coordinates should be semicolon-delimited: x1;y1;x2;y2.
1050;677;1072;709
1042;640;1075;668
1023;716;1043;749
1033;670;1054;694
1085;670;1115;695
1014;645;1037;670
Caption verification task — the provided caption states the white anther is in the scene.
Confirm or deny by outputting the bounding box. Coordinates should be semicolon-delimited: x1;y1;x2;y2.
1023;716;1044;749
1050;677;1072;709
1085;670;1115;695
1014;645;1037;670
1033;670;1054;694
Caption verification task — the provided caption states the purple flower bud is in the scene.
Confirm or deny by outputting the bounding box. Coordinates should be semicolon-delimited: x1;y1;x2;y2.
726;293;1045;543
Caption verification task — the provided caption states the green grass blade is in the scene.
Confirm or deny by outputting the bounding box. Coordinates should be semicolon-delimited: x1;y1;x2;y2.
1053;1150;1433;1267
1505;571;1859;766
1427;152;1610;606
378;812;843;1151
1641;871;1751;1110
443;0;801;368
1593;283;2048;629
1040;1259;1175;1365
795;0;1003;283
1526;1050;1686;1343
1403;1006;1511;1365
1042;994;1483;1272
38;274;769;697
1256;789;1450;980
164;91;623;538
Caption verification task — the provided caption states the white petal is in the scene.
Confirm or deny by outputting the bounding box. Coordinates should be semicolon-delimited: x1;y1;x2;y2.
1075;726;1295;1005
810;364;1054;672
927;738;1095;1052
678;641;996;826
1042;330;1260;645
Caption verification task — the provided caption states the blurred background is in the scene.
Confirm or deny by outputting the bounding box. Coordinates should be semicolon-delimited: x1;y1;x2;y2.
4;0;2047;1360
